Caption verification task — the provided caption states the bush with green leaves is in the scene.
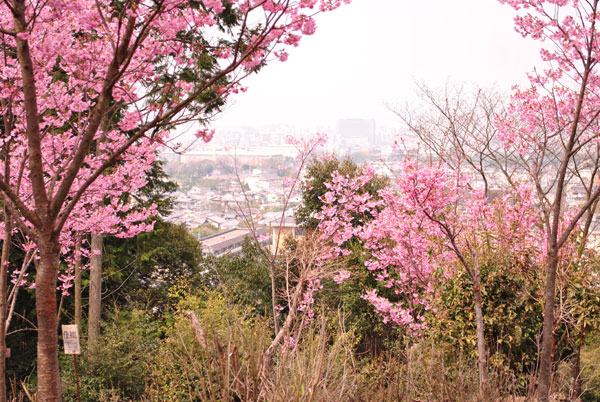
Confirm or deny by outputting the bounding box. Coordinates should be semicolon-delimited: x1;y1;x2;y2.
146;291;270;401
429;260;544;393
103;219;203;311
60;308;162;402
201;239;274;317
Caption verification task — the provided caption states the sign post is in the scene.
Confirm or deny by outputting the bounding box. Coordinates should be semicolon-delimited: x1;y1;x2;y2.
62;325;81;402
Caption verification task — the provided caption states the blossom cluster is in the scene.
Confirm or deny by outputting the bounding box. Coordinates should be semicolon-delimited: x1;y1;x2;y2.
316;160;544;332
0;0;349;297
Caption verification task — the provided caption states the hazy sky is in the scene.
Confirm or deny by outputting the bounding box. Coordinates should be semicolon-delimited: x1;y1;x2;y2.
213;0;542;130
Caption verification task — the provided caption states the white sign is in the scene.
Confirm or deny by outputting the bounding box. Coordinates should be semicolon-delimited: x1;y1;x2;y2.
61;325;80;355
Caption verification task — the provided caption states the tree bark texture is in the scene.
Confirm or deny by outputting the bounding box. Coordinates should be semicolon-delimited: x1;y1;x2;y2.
36;236;62;402
473;275;490;402
537;249;558;402
74;235;82;332
0;216;12;402
570;331;584;401
88;233;102;356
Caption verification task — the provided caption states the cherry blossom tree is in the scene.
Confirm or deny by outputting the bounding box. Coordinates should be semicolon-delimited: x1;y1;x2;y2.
0;0;348;400
393;81;600;398
316;159;543;400
496;1;600;399
0;141;158;398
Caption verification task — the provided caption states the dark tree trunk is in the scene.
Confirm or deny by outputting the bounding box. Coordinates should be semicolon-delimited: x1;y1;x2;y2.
537;249;559;402
0;216;12;402
473;274;490;401
570;331;584;401
36;235;62;402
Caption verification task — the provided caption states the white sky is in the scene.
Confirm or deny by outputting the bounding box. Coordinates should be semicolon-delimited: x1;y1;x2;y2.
212;0;542;130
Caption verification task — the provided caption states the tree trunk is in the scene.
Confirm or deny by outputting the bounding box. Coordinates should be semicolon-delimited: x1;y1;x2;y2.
37;235;62;402
74;235;82;332
88;233;102;357
538;249;559;402
0;216;12;402
473;275;490;401
570;331;584;401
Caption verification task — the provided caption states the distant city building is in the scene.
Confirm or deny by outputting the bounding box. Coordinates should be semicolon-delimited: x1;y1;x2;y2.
177;146;297;165
337;118;376;152
159;152;181;162
199;227;269;257
268;216;304;252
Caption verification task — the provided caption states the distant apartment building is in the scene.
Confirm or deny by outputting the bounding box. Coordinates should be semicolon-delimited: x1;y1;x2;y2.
268;216;304;252
177;146;297;165
199;227;269;257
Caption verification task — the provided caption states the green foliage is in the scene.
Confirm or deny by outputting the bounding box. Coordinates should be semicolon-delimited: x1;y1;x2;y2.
356;338;480;401
147;295;364;401
296;155;397;354
146;290;271;401
148;1;243;121
582;333;600;401
136;160;178;217
202;238;273;316
295;155;387;229
103;219;203;311
4;234;37;387
10;150;600;400
5;296;36;386
431;262;543;391
60;308;162;402
317;238;401;355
